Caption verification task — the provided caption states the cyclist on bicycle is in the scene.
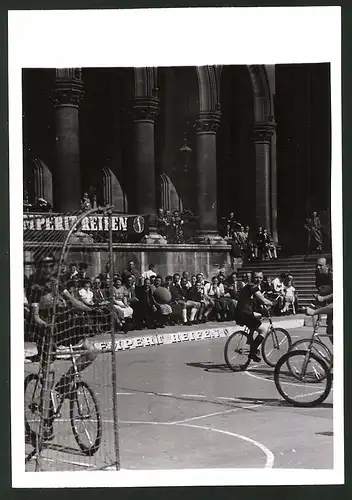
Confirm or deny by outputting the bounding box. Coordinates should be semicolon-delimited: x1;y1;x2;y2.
235;271;273;362
27;257;99;441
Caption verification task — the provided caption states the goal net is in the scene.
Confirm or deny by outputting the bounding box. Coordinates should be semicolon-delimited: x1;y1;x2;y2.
24;208;120;472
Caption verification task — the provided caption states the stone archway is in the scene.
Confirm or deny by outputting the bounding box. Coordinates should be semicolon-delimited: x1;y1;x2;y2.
101;166;128;212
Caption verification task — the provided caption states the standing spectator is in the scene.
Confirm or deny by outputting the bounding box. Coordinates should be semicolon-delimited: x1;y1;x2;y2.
314;257;333;340
135;278;157;329
163;275;173;291
282;276;296;315
122;260;140;284
244;225;256;261
99;262;112;284
78;262;89;279
190;275;197;287
142;263;157;280
65;262;79;282
256;227;266;260
172;273;181;286
305;212;323;254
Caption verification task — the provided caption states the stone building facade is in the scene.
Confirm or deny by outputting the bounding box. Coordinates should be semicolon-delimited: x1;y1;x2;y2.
22;64;331;274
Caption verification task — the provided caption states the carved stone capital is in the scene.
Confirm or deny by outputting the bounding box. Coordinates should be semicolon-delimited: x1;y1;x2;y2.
195;111;221;134
253;121;276;143
52;77;84;108
132;96;160;123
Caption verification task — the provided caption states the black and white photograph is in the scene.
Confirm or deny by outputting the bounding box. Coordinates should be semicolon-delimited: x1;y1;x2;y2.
9;7;343;488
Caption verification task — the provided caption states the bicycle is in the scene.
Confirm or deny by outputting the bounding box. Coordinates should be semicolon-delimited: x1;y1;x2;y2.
25;342;102;457
224;307;292;371
289;314;333;371
274;316;333;407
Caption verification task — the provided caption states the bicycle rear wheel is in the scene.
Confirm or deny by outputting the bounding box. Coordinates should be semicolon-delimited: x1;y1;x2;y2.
262;327;292;367
224;330;251;372
70;381;102;456
290;338;332;371
274;350;332;407
24;373;43;444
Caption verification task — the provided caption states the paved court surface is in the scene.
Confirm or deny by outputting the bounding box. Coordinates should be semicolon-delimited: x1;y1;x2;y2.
24;325;333;472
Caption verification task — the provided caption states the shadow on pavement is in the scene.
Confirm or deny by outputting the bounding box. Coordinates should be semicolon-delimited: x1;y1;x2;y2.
234;396;333;409
186;361;231;373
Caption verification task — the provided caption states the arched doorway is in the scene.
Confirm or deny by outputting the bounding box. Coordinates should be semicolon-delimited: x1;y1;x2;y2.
155;66;199;215
217;65;256;230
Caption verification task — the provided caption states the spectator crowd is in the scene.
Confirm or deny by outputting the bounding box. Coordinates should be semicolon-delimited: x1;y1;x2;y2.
24;259;299;336
224;212;278;265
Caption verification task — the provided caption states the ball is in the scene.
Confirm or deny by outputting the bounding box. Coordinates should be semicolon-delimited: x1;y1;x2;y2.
153;286;172;305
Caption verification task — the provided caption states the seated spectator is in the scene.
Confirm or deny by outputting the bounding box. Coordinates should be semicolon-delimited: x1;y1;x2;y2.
150;274;156;286
182;271;192;288
163;275;173;291
78;279;94;307
203;276;224;321
190;275;197;287
92;277;110;306
185;282;203;324
78;262;89;279
263;229;277;259
170;276;189;324
152;275;172;326
63;262;79;283
142;263;157;280
112;276;133;331
224;272;244;318
172;273;181;286
262;276;275;297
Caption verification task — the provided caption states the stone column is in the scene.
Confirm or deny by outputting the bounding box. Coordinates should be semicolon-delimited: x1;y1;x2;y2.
52;69;84;212
132;96;166;243
253;121;276;232
195;111;224;244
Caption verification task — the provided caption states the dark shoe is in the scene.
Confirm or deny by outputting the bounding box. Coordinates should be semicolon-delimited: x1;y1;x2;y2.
249;352;261;363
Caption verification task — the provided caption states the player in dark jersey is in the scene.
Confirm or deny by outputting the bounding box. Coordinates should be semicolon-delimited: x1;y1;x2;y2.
235;271;273;362
27;259;99;441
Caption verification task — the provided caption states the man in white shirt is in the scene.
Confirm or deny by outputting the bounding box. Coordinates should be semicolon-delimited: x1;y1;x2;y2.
142;264;157;281
272;272;286;313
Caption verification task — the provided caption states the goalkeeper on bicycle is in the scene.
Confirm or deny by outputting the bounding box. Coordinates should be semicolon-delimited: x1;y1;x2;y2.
26;256;99;440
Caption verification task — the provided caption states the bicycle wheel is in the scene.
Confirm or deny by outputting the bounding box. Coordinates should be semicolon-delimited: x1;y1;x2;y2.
70;381;102;456
290;338;332;371
224;330;251;372
24;373;43;443
261;327;292;367
274;350;332;407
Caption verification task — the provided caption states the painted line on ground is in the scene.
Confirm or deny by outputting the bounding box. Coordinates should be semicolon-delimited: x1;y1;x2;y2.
244;366;330;389
180;394;206;398
175;422;275;469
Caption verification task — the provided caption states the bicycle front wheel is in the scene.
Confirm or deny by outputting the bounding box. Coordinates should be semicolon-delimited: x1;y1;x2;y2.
274;350;332;407
224;330;251;372
290;338;332;372
70;381;102;456
262;327;292;367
